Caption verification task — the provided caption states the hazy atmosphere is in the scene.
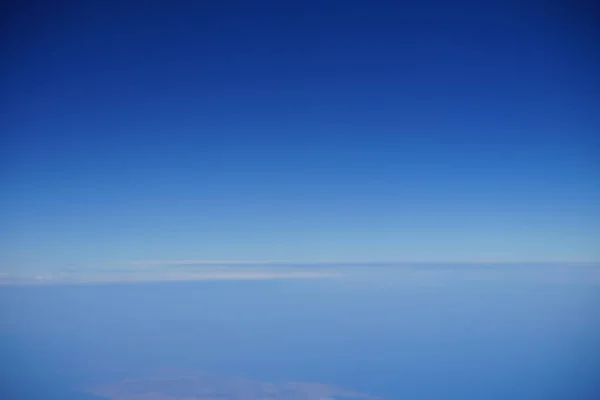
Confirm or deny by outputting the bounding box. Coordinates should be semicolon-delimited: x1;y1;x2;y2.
2;1;599;399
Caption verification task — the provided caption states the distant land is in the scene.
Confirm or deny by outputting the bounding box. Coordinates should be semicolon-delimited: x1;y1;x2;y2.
78;369;378;400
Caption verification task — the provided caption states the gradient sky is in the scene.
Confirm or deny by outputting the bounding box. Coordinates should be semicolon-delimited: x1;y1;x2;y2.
2;0;599;273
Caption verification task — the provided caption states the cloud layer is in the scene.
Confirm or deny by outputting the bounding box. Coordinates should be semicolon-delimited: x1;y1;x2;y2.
0;270;341;286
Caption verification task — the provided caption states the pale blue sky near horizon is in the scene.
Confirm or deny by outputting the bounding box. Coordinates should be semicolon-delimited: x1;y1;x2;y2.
2;1;599;274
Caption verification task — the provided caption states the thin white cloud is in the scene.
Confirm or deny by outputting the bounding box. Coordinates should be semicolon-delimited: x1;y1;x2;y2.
125;260;292;267
122;259;592;267
0;270;341;286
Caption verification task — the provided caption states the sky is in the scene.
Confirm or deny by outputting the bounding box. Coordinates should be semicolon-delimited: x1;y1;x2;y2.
2;0;599;274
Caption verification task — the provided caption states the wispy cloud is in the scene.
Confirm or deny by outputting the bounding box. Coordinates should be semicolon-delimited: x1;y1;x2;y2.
122;259;594;267
0;270;341;286
124;260;293;267
3;262;598;287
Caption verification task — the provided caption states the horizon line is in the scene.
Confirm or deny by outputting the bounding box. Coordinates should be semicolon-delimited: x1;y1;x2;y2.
122;260;600;267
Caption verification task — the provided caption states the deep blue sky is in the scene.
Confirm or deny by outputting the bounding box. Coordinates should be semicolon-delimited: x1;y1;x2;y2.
2;0;599;272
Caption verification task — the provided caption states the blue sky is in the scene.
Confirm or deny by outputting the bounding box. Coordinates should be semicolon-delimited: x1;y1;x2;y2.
2;1;599;273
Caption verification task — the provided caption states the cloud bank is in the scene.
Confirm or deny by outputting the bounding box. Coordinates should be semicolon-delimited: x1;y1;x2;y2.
0;270;341;286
